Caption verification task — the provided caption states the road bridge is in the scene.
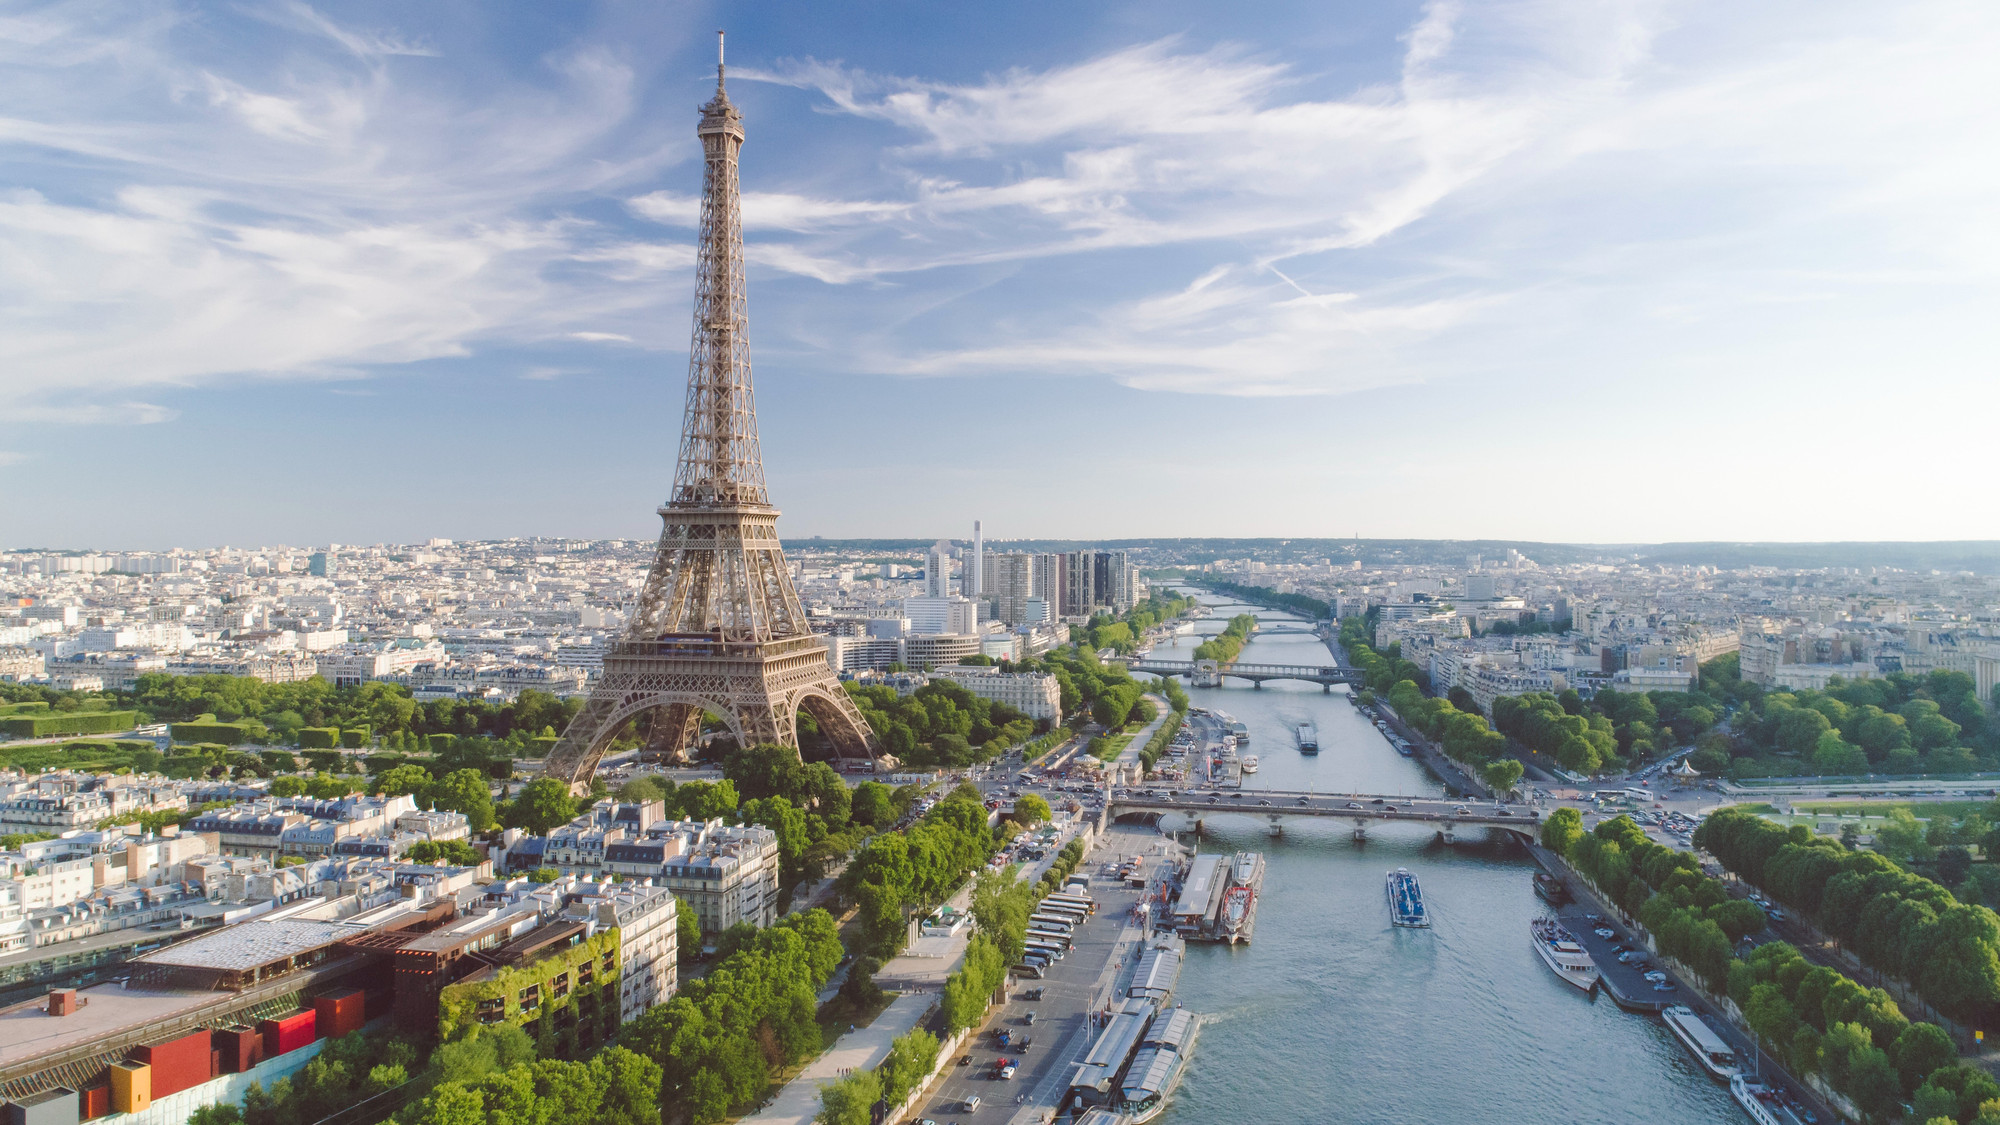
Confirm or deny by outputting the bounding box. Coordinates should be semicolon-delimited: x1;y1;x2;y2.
1105;787;1541;841
1123;658;1364;690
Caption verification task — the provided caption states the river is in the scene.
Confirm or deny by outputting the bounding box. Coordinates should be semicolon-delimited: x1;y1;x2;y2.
1143;588;1740;1125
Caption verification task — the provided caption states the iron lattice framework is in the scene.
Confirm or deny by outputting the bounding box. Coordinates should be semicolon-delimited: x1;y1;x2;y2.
543;37;879;790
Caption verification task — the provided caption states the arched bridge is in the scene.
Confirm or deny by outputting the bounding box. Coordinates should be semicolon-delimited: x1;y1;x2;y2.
1123;658;1365;690
1247;625;1322;636
1105;787;1542;840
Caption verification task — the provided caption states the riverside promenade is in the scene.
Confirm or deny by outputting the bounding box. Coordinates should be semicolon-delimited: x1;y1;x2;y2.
740;813;1095;1125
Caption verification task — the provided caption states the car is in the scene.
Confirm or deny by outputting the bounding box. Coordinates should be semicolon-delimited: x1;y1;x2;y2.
1229;792;1245;799
1594;928;1616;938
1258;799;1273;806
964;1095;983;1111
1025;1011;1037;1024
1207;796;1219;804
1001;1066;1017;1080
1453;806;1470;815
1383;805;1398;812
1644;971;1668;982
1652;981;1677;992
1346;802;1363;809
1371;798;1386;805
957;1055;972;1067
1494;808;1512;816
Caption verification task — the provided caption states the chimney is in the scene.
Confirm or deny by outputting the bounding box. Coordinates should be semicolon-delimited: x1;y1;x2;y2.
48;988;82;1016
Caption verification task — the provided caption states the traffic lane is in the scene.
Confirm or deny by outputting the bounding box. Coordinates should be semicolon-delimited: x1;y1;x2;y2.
917;875;1142;1121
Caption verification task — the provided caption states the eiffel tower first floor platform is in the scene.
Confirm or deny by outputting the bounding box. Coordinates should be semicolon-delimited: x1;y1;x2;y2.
540;633;882;790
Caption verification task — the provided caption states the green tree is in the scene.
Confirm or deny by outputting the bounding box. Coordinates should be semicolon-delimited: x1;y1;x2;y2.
506;778;578;835
592;1047;663;1125
672;780;740;821
1481;759;1524;795
1542;807;1584;854
409;1083;485;1125
407;839;483;866
676;894;702;962
618;775;672;803
1812;731;1870;775
1012;793;1052;825
723;743;803;802
373;763;432;798
850;781;896;828
816;1069;881;1125
1893;1022;1959;1094
1874;808;1937;864
426;769;498;832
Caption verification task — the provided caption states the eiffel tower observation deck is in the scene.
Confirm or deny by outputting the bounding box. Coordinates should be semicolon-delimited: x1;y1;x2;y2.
543;34;880;790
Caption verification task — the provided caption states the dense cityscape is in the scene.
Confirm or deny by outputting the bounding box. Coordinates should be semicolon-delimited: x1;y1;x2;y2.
3;6;1995;1125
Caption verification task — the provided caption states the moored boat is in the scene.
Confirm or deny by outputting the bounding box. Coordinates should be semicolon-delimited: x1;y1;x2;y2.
1662;1005;1742;1081
1296;721;1318;754
1729;1075;1792;1125
1386;868;1429;928
1531;917;1600;992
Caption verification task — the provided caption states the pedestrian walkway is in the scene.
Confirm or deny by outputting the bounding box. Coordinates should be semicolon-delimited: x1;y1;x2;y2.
739;991;936;1125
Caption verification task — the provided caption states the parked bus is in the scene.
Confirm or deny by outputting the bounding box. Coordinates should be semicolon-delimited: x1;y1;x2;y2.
1026;929;1072;949
1043;893;1095;914
1027;915;1075;934
1025;940;1065;960
1038;903;1087;922
1012;962;1045;979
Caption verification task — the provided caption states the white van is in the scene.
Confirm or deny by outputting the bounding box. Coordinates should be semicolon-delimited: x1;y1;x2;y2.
964;1096;982;1111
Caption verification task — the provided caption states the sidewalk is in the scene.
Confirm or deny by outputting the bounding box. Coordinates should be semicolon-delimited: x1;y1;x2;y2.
738;992;937;1125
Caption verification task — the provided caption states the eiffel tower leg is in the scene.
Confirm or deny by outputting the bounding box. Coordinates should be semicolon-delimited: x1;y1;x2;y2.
643;704;701;764
544;684;628;792
797;687;882;765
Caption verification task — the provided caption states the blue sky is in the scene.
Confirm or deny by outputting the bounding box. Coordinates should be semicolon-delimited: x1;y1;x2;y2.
3;1;1996;549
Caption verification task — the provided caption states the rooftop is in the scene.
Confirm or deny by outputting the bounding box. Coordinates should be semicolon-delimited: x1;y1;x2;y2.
130;918;368;971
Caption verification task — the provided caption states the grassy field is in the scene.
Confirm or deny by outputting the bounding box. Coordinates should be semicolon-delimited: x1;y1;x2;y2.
1791;799;1993;820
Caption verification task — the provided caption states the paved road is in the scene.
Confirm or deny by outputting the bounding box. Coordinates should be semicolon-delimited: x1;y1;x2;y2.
912;825;1166;1125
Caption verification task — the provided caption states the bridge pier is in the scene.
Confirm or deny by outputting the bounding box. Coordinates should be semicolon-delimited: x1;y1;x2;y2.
1352;819;1369;842
1266;815;1284;837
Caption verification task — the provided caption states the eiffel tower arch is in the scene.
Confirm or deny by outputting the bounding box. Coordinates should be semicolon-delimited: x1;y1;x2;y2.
543;36;880;792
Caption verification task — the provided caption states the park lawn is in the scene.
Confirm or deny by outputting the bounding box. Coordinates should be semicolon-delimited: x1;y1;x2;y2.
1091;722;1145;762
1791;799;1994;820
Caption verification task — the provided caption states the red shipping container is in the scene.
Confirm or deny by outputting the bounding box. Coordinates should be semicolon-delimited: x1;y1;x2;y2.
215;1026;264;1073
259;1009;317;1057
313;989;367;1040
136;1029;215;1099
81;1085;109;1121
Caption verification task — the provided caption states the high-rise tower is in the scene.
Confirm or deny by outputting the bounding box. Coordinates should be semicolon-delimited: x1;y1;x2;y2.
542;34;878;789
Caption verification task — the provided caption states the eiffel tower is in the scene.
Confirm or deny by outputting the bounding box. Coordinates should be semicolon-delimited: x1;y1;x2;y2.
543;34;879;790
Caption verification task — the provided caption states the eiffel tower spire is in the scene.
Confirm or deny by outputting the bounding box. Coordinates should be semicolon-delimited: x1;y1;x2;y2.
542;33;879;789
675;30;766;510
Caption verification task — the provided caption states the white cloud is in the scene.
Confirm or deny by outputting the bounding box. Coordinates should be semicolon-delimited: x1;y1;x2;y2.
568;331;634;343
0;451;27;467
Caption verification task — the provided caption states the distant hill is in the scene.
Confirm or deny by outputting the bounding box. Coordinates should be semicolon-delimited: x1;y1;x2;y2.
780;537;2000;574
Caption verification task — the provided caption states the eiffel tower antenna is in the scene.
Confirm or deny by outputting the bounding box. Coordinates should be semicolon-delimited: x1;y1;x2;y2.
543;34;880;790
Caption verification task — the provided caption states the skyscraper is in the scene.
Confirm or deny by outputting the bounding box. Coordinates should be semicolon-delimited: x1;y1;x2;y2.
970;520;982;599
925;539;953;597
982;552;1035;625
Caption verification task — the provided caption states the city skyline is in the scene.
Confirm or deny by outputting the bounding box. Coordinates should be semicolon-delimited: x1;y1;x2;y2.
4;0;1997;548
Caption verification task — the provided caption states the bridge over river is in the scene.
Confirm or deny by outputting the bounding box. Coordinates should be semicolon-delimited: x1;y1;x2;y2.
1122;658;1365;690
1104;787;1542;840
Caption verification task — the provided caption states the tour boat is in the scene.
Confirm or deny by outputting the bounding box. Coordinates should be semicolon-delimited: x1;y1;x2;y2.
1530;918;1600;992
1386;868;1430;928
1730;1076;1786;1125
1240;755;1259;773
1662;1005;1742;1081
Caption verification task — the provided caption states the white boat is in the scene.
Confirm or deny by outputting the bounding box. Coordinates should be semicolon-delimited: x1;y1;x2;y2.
1240;755;1259;773
1386;868;1429;928
1662;1005;1742;1081
1730;1076;1786;1125
1530;918;1600;992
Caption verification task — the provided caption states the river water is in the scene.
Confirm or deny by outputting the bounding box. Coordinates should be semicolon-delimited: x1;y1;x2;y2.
1144;589;1739;1125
